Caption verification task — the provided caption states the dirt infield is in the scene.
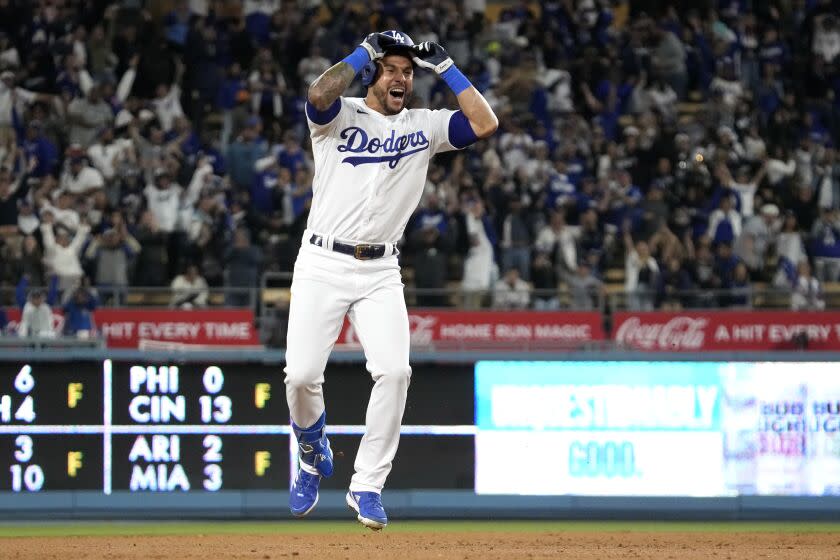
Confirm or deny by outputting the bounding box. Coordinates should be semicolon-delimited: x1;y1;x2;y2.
3;530;839;560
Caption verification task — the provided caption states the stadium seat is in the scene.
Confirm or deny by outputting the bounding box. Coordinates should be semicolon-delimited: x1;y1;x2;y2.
262;288;292;308
604;268;625;283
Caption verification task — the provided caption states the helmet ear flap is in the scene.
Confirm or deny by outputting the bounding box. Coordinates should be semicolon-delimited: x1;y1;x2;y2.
361;60;379;87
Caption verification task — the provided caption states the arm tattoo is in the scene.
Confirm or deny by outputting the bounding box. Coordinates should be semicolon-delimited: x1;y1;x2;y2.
308;62;357;110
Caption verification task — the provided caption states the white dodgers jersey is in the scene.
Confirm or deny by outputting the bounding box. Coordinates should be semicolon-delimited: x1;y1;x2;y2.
306;96;459;243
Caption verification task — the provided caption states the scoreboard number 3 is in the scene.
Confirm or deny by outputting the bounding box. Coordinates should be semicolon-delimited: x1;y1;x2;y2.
203;464;222;491
10;435;44;492
202;435;223;491
14;435;33;462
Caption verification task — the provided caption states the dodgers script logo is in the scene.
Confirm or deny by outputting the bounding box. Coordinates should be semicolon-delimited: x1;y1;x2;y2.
337;127;429;168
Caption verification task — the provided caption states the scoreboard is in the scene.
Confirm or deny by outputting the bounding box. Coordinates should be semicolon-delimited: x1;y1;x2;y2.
3;356;838;517
475;361;840;497
0;361;293;493
0;359;477;498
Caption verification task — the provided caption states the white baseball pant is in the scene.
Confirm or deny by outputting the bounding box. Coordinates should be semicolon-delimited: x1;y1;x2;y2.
284;234;411;493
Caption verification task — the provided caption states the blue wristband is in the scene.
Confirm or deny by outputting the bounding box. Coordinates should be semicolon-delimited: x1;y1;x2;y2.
342;46;370;74
441;64;471;95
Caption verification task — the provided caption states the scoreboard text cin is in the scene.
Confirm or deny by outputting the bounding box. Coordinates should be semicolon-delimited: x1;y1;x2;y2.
127;365;233;424
128;365;183;423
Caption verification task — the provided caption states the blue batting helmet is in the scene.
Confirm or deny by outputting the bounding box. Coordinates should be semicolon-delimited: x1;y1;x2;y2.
361;30;415;87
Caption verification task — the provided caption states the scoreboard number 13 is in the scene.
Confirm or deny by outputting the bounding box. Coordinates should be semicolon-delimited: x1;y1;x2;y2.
199;366;232;423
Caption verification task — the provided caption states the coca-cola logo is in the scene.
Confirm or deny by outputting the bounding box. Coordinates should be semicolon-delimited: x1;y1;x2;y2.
341;314;438;346
6;312;65;336
615;316;708;350
408;314;437;346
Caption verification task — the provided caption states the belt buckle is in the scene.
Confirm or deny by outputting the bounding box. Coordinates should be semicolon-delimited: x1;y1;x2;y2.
354;244;374;260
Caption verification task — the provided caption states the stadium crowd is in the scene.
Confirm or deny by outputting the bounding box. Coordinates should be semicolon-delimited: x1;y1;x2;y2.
0;0;839;336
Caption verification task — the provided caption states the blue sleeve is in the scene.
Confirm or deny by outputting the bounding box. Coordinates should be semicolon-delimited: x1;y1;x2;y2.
46;275;58;306
15;276;28;309
43;139;58;174
211;150;226;175
305;99;341;125
448;111;479;149
437;216;448;235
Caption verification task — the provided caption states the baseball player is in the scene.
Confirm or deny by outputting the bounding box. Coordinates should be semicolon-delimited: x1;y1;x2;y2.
285;30;498;529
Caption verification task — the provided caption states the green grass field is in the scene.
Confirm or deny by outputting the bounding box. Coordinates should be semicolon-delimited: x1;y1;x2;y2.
0;520;839;538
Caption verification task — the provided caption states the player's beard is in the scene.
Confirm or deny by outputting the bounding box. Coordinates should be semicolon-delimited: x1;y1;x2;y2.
373;83;412;115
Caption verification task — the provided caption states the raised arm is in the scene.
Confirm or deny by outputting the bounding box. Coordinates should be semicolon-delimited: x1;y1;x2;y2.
308;33;400;111
412;42;499;139
79;69;94;96
715;162;734;187
83;236;101;260
116;55;139;102
39;218;56;252
69;223;91;253
707;210;724;239
751;159;768;186
453;84;498;139
183;157;213;207
123;229;141;254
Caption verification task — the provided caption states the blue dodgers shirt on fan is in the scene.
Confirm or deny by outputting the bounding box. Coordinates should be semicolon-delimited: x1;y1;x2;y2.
304;96;471;244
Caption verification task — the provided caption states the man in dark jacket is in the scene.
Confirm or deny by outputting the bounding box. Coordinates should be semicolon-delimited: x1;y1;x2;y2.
224;228;263;306
63;286;97;338
85;226;141;303
134;210;169;286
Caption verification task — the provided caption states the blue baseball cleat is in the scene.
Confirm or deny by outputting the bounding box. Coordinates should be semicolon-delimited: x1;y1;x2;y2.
289;466;321;517
346;491;388;530
289;413;333;517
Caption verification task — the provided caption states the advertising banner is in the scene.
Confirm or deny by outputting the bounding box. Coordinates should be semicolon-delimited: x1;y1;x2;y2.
4;308;260;349
335;310;604;350
475;361;840;497
95;309;260;349
613;311;840;351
